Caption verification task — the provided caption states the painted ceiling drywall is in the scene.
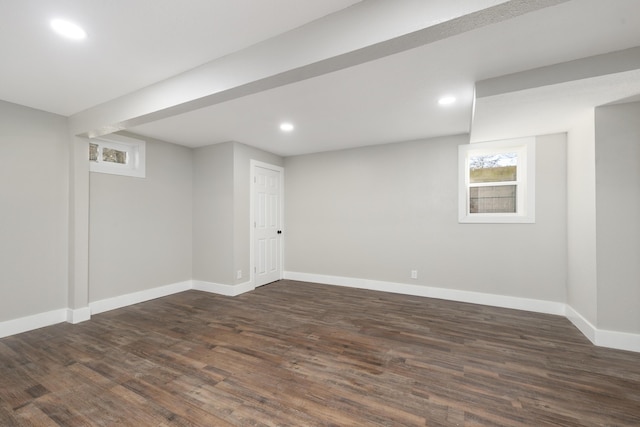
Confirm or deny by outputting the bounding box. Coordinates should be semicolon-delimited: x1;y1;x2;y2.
2;0;640;156
0;0;361;115
472;63;640;143
131;0;640;156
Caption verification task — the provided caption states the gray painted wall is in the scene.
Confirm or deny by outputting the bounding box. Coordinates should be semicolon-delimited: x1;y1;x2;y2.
284;133;567;302
5;94;638;342
566;112;598;325
595;101;640;333
0;100;69;321
89;133;193;302
193;141;283;285
192;142;235;284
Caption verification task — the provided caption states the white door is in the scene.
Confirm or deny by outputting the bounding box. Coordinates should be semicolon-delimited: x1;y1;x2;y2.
253;164;282;287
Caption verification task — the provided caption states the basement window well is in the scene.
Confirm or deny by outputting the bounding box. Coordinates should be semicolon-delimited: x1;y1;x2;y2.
89;134;146;178
458;137;535;223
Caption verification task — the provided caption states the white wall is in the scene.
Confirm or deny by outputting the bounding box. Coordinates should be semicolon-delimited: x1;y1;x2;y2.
284;133;567;303
595;101;640;334
0;100;69;321
89;133;193;302
566;112;598;326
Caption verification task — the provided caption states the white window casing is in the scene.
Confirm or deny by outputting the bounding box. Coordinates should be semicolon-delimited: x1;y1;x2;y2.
89;134;146;178
458;137;535;224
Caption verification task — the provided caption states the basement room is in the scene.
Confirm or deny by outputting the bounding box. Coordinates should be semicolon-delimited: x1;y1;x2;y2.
1;0;640;425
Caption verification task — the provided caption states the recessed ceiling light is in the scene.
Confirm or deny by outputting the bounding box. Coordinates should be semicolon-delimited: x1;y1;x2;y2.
50;19;87;40
280;122;294;132
438;96;456;106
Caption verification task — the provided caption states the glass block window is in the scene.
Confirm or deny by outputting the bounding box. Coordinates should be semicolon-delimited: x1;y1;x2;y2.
102;147;128;164
89;143;99;162
89;134;145;178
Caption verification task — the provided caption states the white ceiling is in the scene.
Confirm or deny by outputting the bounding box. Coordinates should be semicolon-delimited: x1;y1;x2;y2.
2;0;640;157
131;0;640;156
0;0;361;115
472;69;640;143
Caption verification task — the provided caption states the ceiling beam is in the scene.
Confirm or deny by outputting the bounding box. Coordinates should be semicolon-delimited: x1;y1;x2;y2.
476;46;640;98
69;0;569;138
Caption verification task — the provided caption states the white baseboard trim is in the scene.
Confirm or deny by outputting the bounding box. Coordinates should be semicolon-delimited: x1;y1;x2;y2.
4;275;640;353
1;279;257;338
285;271;640;353
284;271;566;316
90;280;193;315
66;307;91;324
565;305;597;344
596;328;640;353
0;308;68;339
565;305;640;353
193;280;255;297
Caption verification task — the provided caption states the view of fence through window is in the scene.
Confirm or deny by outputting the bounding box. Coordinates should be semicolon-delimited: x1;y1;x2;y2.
469;153;517;213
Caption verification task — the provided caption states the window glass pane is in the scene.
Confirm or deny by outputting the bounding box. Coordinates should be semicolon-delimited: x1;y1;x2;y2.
469;152;517;183
89;143;98;162
102;148;127;164
470;185;517;213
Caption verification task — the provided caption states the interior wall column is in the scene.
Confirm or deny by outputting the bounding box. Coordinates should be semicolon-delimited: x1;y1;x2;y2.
67;134;91;323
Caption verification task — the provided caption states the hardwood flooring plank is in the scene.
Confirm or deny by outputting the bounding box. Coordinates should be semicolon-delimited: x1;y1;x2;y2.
1;280;640;426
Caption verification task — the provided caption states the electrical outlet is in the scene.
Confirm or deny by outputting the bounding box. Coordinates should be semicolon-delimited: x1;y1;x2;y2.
411;270;418;279
237;270;242;279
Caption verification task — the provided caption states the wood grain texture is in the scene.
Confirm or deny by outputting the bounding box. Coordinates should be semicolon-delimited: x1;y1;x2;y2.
1;280;639;426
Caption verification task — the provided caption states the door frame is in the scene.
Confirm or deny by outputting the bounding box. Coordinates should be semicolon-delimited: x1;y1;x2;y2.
249;160;285;288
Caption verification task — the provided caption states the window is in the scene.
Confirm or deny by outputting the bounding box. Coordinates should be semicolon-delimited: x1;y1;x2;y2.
89;134;145;178
458;137;535;223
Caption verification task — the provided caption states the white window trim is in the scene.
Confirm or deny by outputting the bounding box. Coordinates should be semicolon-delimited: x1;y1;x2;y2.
89;134;146;178
458;137;535;224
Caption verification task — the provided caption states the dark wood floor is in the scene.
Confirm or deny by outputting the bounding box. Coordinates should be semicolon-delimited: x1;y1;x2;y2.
1;280;639;426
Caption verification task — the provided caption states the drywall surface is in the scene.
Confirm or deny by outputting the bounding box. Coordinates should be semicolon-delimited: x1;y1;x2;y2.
284;133;567;302
595;101;640;333
566;112;598;325
0;100;69;321
192;142;235;284
89;134;192;302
